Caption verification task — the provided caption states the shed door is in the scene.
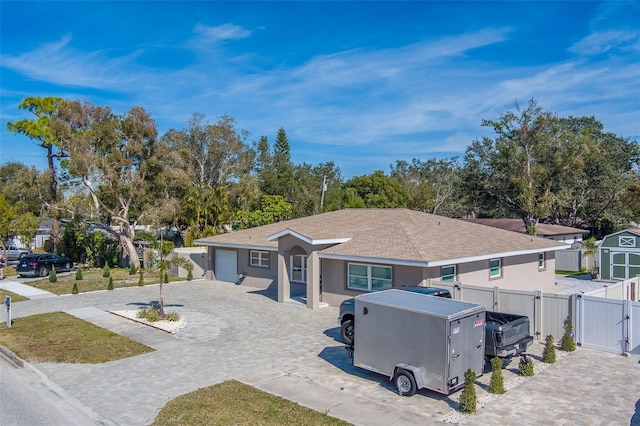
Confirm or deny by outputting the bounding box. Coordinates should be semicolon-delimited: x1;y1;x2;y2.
612;252;640;280
215;249;237;283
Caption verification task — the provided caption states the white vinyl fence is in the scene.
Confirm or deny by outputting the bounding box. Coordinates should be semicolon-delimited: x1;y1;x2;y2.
432;276;640;357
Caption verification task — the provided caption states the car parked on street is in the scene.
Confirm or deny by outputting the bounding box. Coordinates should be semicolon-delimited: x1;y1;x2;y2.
3;246;32;261
16;253;73;277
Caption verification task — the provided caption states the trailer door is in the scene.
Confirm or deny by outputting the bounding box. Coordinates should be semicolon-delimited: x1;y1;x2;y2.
449;313;485;389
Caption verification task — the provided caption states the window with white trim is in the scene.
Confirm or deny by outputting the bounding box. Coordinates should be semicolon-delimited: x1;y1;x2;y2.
250;250;270;268
348;263;392;291
619;236;636;247
489;258;502;278
441;265;456;282
538;252;545;270
290;255;307;283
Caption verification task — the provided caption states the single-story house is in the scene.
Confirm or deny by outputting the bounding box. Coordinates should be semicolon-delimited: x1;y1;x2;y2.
462;218;589;244
598;229;640;280
195;209;569;309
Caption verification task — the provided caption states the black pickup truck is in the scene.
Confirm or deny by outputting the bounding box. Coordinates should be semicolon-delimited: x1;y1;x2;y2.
338;287;533;359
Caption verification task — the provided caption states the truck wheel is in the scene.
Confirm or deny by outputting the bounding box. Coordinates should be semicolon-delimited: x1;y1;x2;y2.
39;266;49;277
394;369;417;396
341;319;354;345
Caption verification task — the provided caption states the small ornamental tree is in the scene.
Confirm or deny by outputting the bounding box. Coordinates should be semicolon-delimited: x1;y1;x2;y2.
543;335;557;363
459;369;477;414
107;276;114;290
518;354;534;377
138;270;144;286
71;282;79;294
560;316;576;352
129;263;136;275
102;265;111;278
75;267;83;280
488;357;505;394
49;266;57;282
164;271;169;284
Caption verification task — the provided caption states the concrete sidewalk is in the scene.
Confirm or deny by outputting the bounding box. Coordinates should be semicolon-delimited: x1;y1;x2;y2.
0;278;57;299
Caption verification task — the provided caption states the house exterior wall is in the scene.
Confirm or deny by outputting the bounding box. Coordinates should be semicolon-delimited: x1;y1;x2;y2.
237;248;278;290
320;252;557;307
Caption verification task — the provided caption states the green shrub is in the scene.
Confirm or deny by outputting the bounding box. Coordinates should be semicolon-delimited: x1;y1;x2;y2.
107;276;114;290
560;316;576;352
137;306;160;322
138;270;144;286
166;311;180;322
71;282;79;294
102;265;111;278
518;355;534;376
488;357;505;394
543;334;557;363
75;268;83;281
459;369;477;413
49;266;57;283
187;269;193;281
164;271;169;283
129;263;136;275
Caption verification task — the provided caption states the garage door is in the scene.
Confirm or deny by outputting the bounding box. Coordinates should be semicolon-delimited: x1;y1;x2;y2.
215;249;237;283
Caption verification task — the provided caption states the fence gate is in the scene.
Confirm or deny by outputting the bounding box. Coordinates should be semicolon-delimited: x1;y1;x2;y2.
576;294;639;355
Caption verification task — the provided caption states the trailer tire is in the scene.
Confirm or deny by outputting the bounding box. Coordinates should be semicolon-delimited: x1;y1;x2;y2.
394;369;417;396
341;319;354;345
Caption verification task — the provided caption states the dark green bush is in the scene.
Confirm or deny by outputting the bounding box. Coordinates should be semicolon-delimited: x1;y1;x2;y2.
543;335;557;363
187;269;193;281
459;369;477;413
488;357;505;394
102;265;111;278
49;266;57;283
75;268;83;281
163;271;169;284
71;282;79;294
129;263;136;275
560;316;576;352
518;354;534;376
138;270;144;286
107;276;114;290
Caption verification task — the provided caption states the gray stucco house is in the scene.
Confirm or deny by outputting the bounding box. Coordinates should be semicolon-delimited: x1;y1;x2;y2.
598;228;640;280
195;209;568;309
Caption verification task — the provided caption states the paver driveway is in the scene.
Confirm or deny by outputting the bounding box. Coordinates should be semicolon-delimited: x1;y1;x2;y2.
2;279;639;425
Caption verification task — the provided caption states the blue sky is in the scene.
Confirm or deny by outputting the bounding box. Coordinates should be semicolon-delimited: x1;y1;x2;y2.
1;1;639;179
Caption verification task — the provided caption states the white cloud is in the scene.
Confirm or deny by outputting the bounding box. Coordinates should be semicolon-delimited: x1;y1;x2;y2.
194;23;251;40
570;30;640;55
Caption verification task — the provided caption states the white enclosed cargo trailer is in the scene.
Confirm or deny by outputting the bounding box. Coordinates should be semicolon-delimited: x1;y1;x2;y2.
350;289;486;396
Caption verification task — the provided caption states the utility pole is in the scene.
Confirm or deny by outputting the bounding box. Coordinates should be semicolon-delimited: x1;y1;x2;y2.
320;175;327;212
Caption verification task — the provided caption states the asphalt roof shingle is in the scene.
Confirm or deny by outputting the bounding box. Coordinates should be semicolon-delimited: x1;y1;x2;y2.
195;209;567;264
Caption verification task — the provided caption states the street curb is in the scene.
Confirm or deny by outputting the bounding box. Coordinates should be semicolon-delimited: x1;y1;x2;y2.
0;344;118;425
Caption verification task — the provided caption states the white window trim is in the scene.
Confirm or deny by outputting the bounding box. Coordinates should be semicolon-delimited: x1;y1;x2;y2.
619;236;636;247
489;258;502;278
441;265;456;282
347;262;392;291
538;252;546;270
250;250;270;268
290;254;307;283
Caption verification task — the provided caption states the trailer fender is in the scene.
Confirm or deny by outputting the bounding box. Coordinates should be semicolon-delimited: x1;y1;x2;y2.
393;364;424;390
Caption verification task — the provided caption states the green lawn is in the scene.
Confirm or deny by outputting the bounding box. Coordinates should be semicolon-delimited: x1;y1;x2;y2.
21;267;183;295
152;380;351;426
0;289;28;303
0;312;153;363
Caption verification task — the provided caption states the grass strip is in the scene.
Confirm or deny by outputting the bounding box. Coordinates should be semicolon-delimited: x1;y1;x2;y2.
0;312;153;363
152;379;351;426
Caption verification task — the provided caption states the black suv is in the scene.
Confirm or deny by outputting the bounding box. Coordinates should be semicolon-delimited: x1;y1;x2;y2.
337;287;452;345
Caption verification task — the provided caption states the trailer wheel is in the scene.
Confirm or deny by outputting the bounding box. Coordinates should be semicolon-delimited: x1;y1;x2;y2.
341;319;354;345
394;369;417;396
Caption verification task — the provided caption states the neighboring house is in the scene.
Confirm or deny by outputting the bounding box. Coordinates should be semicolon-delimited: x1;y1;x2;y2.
598;229;640;280
462;218;589;244
195;209;569;309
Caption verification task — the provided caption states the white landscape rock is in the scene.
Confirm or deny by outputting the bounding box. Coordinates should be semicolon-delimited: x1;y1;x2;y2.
110;310;186;334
